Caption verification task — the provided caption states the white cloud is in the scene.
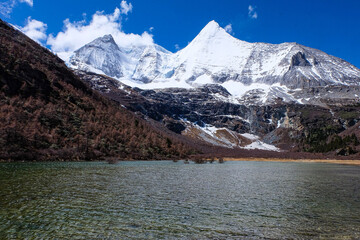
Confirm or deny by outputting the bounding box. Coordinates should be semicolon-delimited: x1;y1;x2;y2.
248;5;258;19
19;0;33;7
248;5;254;13
252;12;258;19
224;24;233;34
149;26;154;32
0;0;33;17
19;17;47;43
120;0;133;15
175;44;180;50
0;1;15;18
47;5;153;61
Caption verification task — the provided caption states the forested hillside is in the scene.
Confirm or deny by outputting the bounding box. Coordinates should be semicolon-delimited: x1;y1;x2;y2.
0;19;195;161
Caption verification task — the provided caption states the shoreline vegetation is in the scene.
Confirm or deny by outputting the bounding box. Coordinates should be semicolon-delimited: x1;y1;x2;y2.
223;157;360;166
2;157;360;166
107;157;360;166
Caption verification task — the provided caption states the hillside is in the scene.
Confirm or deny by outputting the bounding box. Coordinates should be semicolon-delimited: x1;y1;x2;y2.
0;19;196;161
67;20;360;159
73;70;360;159
1;17;360;161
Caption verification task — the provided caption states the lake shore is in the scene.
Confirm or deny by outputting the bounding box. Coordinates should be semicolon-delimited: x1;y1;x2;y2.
1;157;360;166
223;157;360;166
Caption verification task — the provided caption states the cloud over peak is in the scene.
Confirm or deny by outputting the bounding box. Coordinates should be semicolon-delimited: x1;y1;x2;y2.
46;3;153;62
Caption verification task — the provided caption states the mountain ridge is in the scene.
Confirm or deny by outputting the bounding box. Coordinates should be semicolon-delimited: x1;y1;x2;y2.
69;20;360;105
2;17;360;159
67;20;360;156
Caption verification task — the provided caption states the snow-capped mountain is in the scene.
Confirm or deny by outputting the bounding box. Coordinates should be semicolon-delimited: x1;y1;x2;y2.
168;21;360;88
70;34;126;78
69;20;360;105
132;44;172;83
70;34;172;84
69;20;360;153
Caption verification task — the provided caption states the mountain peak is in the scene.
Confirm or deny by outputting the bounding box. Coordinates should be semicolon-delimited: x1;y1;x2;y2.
83;34;119;51
71;33;125;78
100;34;116;42
203;20;221;31
70;20;360;92
92;34;117;46
182;20;235;51
196;20;227;39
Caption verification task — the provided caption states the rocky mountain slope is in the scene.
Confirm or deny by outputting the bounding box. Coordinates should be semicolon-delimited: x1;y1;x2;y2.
2;16;359;159
68;20;360;156
0;19;197;161
74;70;360;157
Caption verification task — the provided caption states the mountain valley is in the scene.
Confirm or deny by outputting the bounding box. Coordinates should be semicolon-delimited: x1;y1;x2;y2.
1;18;360;160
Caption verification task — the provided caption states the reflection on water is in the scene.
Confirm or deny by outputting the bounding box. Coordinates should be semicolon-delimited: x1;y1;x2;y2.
0;161;359;239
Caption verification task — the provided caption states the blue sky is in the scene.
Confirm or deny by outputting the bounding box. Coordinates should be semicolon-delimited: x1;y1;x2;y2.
1;0;360;67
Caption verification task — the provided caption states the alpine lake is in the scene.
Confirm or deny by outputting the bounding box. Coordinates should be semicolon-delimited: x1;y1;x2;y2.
0;160;359;239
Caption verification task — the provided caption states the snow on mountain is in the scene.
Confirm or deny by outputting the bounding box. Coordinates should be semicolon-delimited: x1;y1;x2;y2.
164;20;360;102
69;20;360;104
70;34;126;78
181;119;280;151
69;34;182;87
168;20;255;83
168;20;360;89
131;44;172;83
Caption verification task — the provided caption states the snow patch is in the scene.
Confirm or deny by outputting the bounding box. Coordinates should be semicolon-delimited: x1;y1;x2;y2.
244;140;280;151
120;77;193;89
241;133;259;141
221;81;271;98
192;74;214;86
182;120;279;151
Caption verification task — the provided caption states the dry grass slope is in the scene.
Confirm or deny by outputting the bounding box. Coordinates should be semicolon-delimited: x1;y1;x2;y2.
0;19;196;161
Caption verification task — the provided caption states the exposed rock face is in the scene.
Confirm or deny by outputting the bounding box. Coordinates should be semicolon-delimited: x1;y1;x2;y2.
290;52;311;68
75;70;360;153
69;20;360;154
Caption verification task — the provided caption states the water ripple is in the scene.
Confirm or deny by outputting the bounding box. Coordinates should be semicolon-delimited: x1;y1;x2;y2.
0;161;360;239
